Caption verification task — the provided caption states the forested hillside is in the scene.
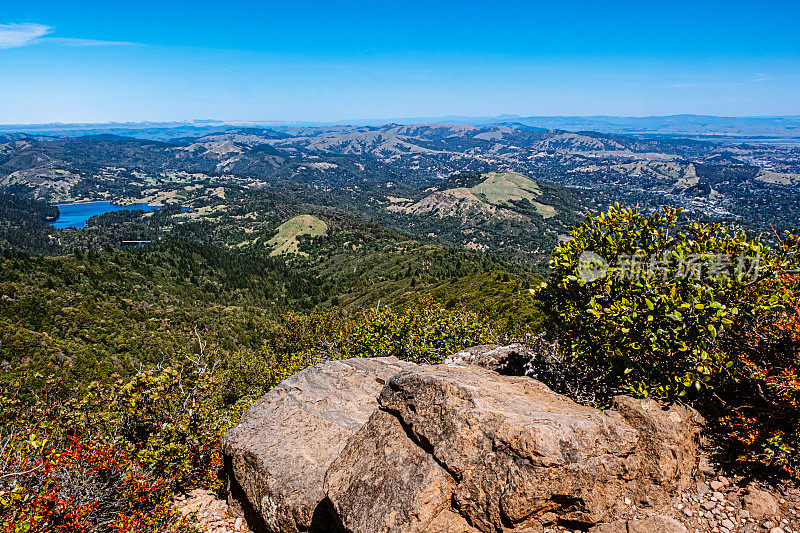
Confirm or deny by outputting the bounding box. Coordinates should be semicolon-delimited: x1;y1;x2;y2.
0;123;798;532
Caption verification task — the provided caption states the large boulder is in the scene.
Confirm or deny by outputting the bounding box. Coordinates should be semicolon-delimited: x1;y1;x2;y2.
222;348;701;533
324;409;480;533
611;396;701;505
443;343;533;375
379;364;646;530
221;356;416;533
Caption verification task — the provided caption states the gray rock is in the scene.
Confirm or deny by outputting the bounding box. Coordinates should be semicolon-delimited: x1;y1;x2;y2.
626;515;688;533
379;364;696;530
221;356;416;533
443;343;533;375
697;455;717;476
324;409;479;533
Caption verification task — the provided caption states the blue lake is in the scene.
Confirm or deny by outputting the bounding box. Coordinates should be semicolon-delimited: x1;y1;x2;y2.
50;201;161;229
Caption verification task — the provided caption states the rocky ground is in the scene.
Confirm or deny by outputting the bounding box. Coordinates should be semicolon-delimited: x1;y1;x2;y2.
556;467;800;533
175;489;252;533
667;475;799;533
177;472;799;533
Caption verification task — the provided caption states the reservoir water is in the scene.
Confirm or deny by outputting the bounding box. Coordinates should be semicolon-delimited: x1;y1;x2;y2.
50;201;161;229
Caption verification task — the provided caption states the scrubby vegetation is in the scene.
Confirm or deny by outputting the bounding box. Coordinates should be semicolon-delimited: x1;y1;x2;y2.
0;221;517;531
0;296;501;532
537;204;800;478
0;193;798;531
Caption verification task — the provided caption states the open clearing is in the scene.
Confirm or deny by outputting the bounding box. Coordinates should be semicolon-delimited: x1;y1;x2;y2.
266;215;328;256
471;171;542;204
389;171;557;219
470;171;556;219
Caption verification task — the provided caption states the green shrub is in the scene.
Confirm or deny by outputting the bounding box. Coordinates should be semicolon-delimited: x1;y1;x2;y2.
536;204;800;477
340;297;497;363
84;369;228;491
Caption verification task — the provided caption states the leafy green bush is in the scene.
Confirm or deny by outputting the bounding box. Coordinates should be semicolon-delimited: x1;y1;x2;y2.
339;297;497;363
536;204;800;477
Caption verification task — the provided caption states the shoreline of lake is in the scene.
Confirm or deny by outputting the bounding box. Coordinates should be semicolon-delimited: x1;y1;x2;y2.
50;201;162;229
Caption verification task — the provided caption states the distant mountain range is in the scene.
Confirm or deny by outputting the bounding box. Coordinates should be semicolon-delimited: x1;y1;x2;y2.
1;122;799;267
2;115;800;144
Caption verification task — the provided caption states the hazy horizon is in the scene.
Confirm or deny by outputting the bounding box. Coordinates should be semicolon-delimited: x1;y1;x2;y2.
3;113;800;128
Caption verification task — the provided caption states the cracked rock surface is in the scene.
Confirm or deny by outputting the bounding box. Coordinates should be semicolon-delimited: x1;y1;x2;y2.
221;356;416;533
221;350;702;533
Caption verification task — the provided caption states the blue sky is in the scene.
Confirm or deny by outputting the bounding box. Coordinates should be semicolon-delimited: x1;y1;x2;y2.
1;0;799;123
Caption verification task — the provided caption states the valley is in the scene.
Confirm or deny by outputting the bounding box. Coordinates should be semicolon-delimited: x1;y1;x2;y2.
1;122;798;269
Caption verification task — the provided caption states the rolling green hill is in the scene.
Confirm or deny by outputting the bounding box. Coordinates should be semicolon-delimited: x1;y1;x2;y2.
266;214;329;256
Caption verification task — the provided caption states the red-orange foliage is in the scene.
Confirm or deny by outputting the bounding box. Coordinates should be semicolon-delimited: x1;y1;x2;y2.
0;436;197;533
0;370;214;533
723;268;800;477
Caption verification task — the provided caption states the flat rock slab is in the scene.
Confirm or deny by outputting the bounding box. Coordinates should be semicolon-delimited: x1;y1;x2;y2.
590;515;687;533
221;356;416;533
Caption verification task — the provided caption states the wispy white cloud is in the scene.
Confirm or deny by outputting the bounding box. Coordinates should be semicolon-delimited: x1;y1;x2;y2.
43;37;137;47
0;23;51;49
663;74;779;89
0;22;139;49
